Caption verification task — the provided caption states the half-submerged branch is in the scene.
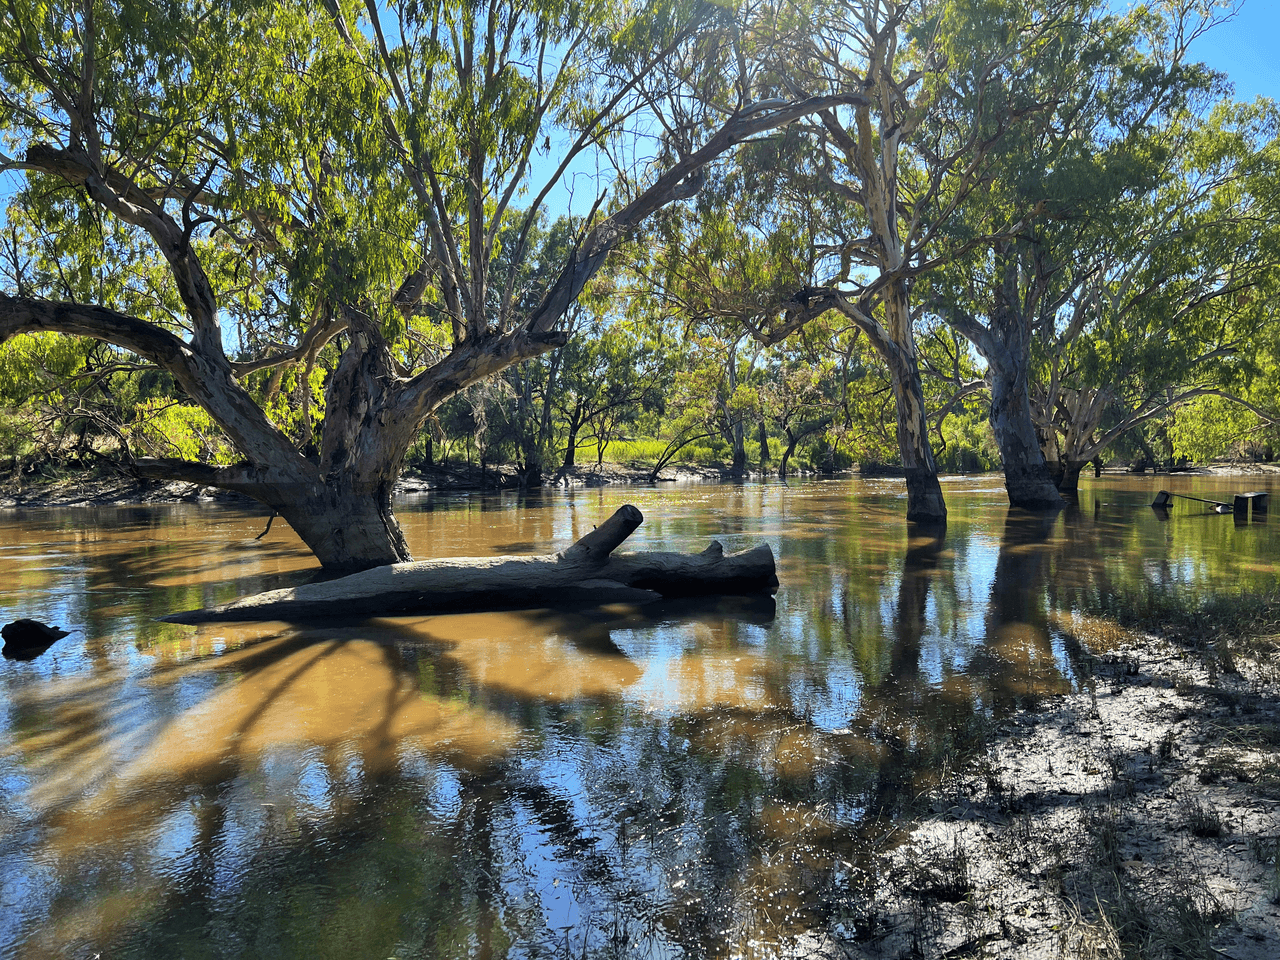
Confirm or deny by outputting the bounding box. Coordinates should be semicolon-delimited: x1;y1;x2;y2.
161;505;778;623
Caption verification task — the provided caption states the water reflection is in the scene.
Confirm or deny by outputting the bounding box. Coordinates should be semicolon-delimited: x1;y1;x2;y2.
1;476;1278;958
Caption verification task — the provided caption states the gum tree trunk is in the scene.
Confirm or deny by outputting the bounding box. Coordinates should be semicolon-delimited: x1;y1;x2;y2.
888;367;947;524
276;482;409;571
987;354;1064;509
731;425;748;477
4;90;870;573
1033;385;1116;496
881;285;946;525
1047;459;1086;495
942;253;1063;511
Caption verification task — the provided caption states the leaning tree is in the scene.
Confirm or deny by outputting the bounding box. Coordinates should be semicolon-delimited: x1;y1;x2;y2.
0;0;864;570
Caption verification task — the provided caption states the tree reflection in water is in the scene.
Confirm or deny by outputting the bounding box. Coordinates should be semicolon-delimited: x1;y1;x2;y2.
2;479;1277;958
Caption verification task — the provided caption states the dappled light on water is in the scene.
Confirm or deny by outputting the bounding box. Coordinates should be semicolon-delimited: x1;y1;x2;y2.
2;475;1279;958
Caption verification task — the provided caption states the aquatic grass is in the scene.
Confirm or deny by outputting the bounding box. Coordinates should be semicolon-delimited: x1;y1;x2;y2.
1221;722;1280;747
1060;896;1125;960
1248;836;1280;903
1253;759;1280;800
1070;867;1232;960
1088;804;1124;869
1080;582;1280;657
1197;749;1253;785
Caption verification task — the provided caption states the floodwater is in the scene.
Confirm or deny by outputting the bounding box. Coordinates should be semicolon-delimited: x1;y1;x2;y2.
1;474;1277;959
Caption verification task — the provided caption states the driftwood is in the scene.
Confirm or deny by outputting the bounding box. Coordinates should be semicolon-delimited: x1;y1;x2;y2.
161;505;778;624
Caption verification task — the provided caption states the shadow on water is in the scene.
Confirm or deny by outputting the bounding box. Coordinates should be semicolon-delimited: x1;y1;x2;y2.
2;478;1278;958
3;598;836;959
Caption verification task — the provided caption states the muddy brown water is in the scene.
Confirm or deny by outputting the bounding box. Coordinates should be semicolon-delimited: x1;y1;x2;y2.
1;474;1277;959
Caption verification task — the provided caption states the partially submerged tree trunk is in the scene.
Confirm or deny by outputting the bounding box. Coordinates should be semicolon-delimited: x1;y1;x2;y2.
942;252;1064;511
886;350;947;525
880;285;947;525
161;505;778;623
1033;384;1114;496
1047;459;1087;495
761;286;947;521
989;362;1064;509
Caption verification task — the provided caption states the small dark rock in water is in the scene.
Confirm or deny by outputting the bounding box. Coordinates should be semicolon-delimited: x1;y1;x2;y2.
2;619;70;660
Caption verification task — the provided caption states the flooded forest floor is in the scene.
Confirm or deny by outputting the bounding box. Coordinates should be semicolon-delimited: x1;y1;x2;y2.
5;464;1280;959
7;460;1272;508
827;601;1280;960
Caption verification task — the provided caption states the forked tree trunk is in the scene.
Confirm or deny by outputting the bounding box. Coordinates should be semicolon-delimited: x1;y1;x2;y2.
294;315;416;569
276;480;411;572
4;92;870;575
1033;385;1115;496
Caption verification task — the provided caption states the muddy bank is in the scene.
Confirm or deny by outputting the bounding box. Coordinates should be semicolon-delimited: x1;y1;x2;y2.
0;475;255;508
824;616;1280;960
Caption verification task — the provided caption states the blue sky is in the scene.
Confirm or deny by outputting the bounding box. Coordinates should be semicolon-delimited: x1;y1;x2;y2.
1183;0;1279;102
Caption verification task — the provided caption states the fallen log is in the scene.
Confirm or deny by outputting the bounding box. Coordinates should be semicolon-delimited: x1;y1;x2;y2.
161;504;778;624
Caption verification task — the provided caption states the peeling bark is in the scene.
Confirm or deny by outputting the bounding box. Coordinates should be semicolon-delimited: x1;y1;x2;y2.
942;251;1063;511
882;285;946;525
2;41;867;573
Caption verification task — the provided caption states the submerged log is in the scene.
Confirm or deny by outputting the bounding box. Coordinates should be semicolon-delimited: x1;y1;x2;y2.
161;504;778;624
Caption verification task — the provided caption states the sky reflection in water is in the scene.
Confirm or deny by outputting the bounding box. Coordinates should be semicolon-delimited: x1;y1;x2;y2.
1;474;1278;959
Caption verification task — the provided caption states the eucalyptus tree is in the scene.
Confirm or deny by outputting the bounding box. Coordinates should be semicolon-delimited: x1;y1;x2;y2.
1168;384;1280;463
929;0;1240;503
552;317;671;469
1027;100;1280;492
760;319;867;478
0;0;864;571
